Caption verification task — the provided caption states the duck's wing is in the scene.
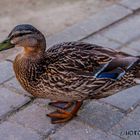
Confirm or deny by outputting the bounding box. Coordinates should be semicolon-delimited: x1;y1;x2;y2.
44;42;139;99
46;42;139;80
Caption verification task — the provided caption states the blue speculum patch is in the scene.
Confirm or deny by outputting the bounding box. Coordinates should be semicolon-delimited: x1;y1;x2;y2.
96;67;125;80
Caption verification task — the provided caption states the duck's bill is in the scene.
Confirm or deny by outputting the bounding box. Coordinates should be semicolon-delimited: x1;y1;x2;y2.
0;39;14;51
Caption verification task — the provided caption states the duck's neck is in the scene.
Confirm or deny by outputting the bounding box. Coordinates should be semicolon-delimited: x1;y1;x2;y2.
13;52;45;88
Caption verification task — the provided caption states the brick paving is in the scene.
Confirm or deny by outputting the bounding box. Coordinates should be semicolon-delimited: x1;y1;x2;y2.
0;0;140;139
0;61;14;84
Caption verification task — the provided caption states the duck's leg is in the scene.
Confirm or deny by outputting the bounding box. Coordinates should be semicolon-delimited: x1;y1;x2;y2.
48;101;73;109
47;101;83;124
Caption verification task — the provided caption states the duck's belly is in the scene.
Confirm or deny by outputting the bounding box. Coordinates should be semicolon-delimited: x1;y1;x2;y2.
28;88;85;101
16;79;86;101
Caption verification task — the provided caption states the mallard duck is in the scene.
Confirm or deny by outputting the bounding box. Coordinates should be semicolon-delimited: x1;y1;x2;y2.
0;24;140;124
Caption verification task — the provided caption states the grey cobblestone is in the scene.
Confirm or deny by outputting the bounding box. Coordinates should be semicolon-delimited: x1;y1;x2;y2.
0;121;41;140
102;85;140;111
119;46;140;56
119;0;140;11
110;106;140;140
101;13;140;44
82;34;121;49
0;48;20;62
0;86;30;118
4;77;32;97
9;101;58;135
48;120;123;140
47;4;132;47
78;101;124;132
0;61;14;84
6;48;21;62
127;38;140;52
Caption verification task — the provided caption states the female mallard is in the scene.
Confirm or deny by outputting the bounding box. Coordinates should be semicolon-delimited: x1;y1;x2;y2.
0;24;140;124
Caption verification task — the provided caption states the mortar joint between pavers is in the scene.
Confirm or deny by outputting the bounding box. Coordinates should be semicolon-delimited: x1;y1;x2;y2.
117;3;133;12
126;99;140;114
98;99;127;114
5;59;13;63
0;76;15;86
0;99;34;125
131;7;140;13
2;83;33;98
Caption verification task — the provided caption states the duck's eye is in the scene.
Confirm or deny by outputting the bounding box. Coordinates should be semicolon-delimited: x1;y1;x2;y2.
9;31;33;40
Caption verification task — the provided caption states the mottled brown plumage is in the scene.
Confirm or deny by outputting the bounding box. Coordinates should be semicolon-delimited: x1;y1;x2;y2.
0;24;140;124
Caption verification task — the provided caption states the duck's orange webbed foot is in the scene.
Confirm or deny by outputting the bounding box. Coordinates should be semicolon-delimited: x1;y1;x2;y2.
48;101;73;109
47;101;83;124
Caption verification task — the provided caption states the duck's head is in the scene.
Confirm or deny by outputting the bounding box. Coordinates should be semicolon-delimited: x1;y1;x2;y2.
0;24;46;55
